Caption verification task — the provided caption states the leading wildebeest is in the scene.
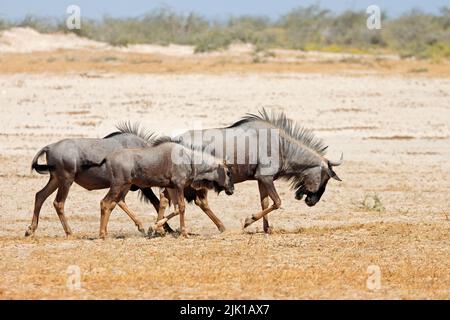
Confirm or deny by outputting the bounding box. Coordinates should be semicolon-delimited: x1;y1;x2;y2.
160;109;342;233
26;123;171;237
93;137;234;238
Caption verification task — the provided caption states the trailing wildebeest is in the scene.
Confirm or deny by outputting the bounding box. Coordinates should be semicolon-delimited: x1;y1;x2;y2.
26;123;171;237
90;137;234;238
157;109;343;233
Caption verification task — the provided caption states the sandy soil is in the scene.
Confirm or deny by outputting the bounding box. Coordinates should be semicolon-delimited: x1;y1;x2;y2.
0;29;449;300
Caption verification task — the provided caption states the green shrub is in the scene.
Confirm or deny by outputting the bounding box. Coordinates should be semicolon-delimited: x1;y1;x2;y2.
383;9;450;59
279;5;331;49
194;29;232;53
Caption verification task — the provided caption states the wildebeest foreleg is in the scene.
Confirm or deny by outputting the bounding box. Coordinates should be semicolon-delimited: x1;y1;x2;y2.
53;179;74;236
258;181;272;234
140;187;174;233
151;188;178;231
177;188;188;237
243;178;281;229
153;210;179;229
149;188;169;235
25;175;58;237
157;189;169;222
117;200;146;236
153;189;227;233
194;189;226;232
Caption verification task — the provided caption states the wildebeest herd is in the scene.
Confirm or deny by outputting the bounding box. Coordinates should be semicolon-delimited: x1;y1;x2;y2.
27;109;343;238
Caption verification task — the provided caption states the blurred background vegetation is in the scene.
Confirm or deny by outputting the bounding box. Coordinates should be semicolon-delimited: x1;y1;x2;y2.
1;5;449;59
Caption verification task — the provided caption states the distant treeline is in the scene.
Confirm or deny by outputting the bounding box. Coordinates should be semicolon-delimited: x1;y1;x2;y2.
1;5;450;59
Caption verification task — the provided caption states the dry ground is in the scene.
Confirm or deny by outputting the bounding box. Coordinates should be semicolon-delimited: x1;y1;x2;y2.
0;36;449;299
1;49;450;76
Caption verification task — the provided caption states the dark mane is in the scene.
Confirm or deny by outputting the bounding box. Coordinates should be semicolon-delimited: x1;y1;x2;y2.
102;131;122;139
150;135;203;151
227;108;327;156
227;108;328;189
157;135;210;154
103;121;155;142
227;118;253;129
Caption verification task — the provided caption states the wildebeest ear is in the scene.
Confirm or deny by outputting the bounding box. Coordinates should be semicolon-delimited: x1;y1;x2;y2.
328;168;342;181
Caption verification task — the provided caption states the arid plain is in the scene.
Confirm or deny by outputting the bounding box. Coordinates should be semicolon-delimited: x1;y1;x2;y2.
0;29;449;299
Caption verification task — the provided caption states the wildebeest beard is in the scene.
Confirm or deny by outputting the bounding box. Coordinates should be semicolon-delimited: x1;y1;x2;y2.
213;181;225;194
294;180;328;207
194;180;231;195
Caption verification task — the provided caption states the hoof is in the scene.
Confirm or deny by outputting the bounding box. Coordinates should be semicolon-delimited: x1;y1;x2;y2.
243;217;255;228
263;226;273;234
218;225;226;233
163;223;175;234
138;227;147;236
148;225;166;238
154;227;166;237
24;227;34;237
178;227;189;238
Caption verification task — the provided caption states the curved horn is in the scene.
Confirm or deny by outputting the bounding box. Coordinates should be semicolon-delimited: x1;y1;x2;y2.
329;152;343;167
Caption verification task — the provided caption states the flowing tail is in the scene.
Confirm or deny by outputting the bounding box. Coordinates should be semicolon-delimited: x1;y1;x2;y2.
139;188;161;208
31;146;55;174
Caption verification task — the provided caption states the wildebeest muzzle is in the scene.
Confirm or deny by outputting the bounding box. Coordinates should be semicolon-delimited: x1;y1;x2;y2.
295;185;325;207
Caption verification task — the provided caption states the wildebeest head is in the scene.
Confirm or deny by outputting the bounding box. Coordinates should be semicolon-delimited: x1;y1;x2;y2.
191;161;234;195
294;153;343;207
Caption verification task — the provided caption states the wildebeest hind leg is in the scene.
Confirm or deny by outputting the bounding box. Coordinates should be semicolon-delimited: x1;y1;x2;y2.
99;187;122;239
53;179;74;237
25;175;58;237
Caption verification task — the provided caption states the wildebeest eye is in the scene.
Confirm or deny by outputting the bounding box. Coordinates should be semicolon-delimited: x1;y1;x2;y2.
226;171;231;177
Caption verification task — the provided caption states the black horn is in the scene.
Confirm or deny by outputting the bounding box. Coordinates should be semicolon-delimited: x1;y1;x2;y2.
327;168;342;181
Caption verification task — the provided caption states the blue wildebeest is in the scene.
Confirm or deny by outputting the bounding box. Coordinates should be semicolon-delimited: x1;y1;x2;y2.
26;123;173;237
156;109;343;233
88;137;234;238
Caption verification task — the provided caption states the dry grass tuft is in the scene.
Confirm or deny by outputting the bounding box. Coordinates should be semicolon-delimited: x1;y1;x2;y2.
362;194;385;212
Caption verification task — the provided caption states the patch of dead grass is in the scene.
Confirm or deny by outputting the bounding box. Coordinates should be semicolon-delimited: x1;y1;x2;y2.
1;50;450;76
0;222;448;299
